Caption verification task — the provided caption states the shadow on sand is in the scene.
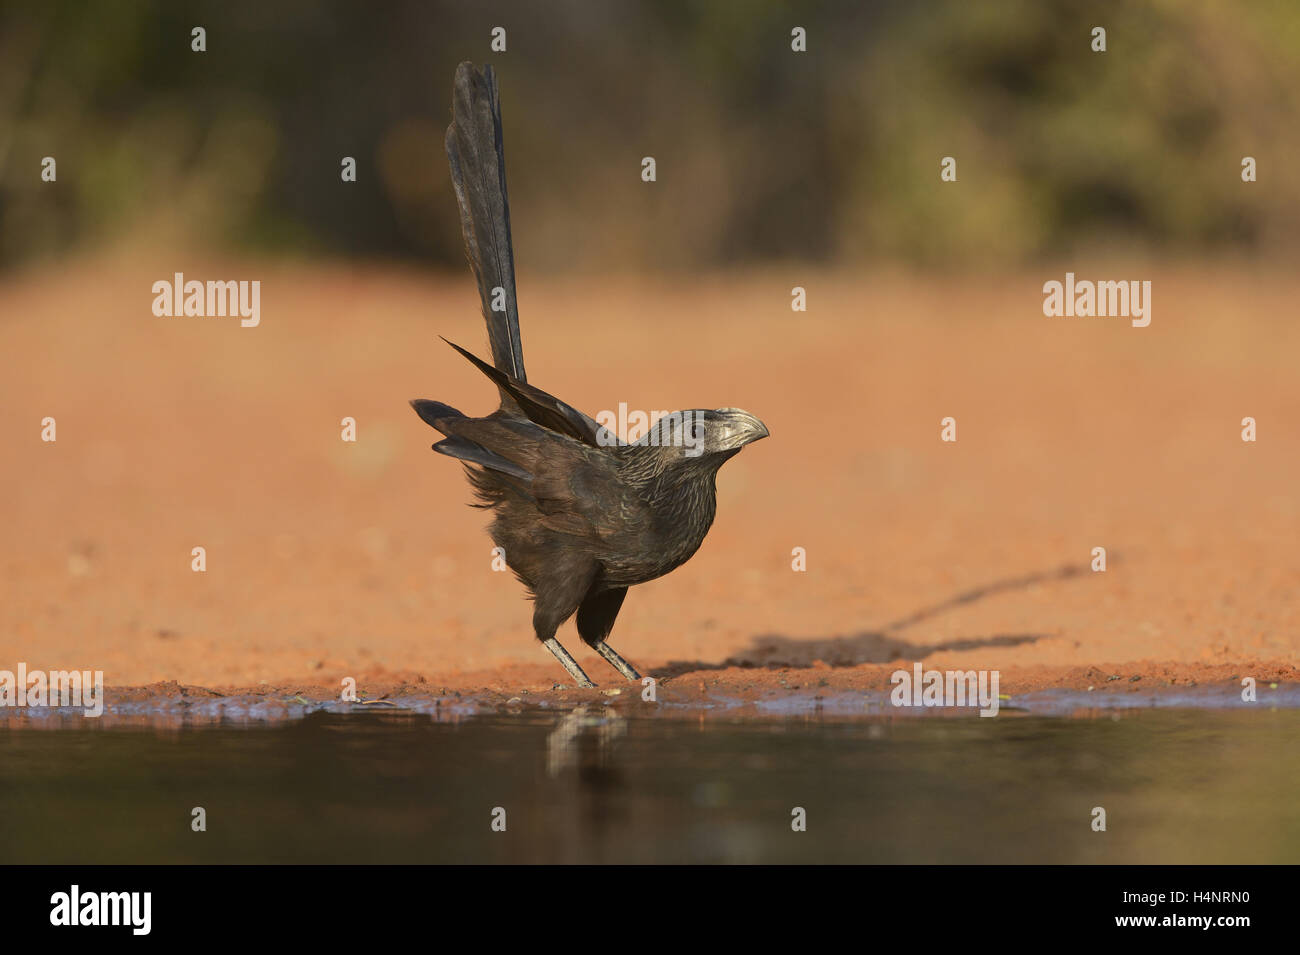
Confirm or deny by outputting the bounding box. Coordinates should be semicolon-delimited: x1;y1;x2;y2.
651;561;1098;679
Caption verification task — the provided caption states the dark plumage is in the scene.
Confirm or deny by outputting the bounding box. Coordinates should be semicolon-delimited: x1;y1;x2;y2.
411;62;768;687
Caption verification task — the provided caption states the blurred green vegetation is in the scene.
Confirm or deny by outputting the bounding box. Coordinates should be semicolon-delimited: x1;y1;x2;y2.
1;0;1297;271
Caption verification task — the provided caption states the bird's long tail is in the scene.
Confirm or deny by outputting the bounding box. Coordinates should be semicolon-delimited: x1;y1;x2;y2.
445;61;526;394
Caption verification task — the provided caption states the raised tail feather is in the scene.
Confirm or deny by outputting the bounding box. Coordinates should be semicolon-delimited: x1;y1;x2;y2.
446;61;526;395
440;338;605;448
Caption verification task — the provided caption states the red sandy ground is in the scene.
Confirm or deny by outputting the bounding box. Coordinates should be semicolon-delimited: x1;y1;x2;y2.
1;253;1296;706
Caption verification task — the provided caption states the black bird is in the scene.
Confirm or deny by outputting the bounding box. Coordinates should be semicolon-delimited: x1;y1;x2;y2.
411;62;768;688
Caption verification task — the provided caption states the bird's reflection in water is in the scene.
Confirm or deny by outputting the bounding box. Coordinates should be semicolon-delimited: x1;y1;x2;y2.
545;705;627;782
546;706;633;854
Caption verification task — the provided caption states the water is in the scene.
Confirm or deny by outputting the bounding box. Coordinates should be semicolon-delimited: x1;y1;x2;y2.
3;702;1297;864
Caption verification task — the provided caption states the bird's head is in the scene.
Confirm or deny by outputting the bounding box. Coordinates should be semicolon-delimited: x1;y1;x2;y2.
632;407;769;463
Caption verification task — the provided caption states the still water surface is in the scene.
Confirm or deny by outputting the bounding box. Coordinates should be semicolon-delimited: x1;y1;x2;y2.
2;705;1296;863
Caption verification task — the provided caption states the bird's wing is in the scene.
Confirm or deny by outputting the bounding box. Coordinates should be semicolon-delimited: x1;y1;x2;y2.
443;415;646;542
432;435;534;481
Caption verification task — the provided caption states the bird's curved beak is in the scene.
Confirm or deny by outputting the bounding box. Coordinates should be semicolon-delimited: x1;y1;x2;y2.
716;409;770;450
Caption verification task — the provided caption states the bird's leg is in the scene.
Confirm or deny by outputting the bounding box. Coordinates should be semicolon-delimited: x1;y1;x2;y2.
542;637;595;689
576;586;641;682
532;570;600;688
593;641;641;682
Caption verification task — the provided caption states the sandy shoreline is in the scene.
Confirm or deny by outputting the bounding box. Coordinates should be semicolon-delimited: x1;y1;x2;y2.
0;659;1292;729
3;261;1297;710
